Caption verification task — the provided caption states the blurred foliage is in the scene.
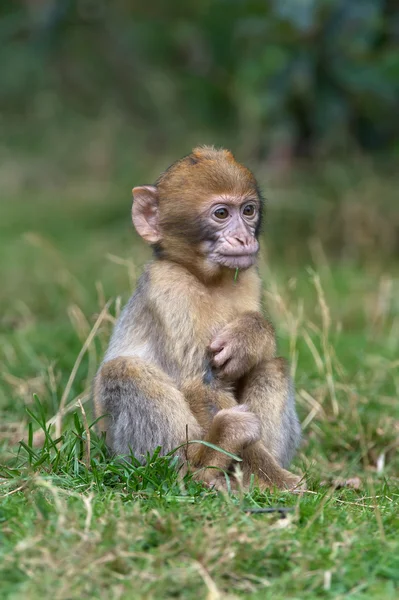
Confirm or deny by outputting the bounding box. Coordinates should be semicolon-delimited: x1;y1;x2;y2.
1;0;398;158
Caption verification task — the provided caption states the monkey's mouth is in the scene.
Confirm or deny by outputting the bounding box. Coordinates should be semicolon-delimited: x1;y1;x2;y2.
215;251;258;270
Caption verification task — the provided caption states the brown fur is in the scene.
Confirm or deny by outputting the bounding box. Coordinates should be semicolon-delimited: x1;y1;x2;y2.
188;405;262;485
157;146;258;202
154;146;261;281
93;146;302;490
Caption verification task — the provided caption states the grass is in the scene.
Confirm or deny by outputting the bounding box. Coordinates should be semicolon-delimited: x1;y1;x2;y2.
0;145;398;599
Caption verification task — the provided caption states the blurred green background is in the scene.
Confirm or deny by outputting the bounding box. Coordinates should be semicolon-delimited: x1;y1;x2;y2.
2;0;399;157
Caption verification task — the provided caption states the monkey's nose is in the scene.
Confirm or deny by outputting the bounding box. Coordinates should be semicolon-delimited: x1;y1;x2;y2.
232;233;256;250
234;235;247;246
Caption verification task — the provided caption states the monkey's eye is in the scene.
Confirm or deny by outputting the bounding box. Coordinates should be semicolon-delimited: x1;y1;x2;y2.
214;207;229;220
243;204;256;217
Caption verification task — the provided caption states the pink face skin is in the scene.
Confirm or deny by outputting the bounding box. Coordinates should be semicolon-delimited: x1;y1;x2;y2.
203;195;260;270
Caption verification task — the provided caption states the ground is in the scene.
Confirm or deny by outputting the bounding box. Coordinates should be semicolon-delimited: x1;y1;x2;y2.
0;153;398;599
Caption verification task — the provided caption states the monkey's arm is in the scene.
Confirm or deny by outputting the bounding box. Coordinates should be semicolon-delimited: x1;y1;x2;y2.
209;312;276;381
181;378;237;429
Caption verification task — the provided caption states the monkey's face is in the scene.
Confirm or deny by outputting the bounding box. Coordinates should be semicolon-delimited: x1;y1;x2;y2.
132;146;263;276
200;194;260;270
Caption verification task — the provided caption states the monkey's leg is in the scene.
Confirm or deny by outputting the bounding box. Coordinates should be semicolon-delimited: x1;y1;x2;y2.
241;442;302;490
181;379;261;485
181;378;237;430
188;404;261;486
94;357;203;459
237;357;303;490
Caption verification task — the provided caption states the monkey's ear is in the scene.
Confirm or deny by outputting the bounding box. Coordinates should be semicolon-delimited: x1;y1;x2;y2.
132;186;161;243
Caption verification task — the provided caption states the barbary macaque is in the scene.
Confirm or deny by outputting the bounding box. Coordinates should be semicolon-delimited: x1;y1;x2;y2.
94;146;302;489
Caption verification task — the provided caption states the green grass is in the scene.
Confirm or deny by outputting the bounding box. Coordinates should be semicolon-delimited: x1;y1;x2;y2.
0;151;398;599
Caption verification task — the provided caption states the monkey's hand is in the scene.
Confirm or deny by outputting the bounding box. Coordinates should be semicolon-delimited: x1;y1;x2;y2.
209;312;276;381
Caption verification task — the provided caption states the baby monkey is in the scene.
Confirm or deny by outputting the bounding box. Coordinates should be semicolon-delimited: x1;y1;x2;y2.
94;146;302;490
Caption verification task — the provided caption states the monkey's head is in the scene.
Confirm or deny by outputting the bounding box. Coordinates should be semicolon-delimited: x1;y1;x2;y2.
132;146;263;278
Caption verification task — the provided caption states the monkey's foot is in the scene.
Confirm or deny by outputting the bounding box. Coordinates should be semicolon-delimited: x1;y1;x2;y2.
256;470;306;493
281;472;306;493
206;474;240;492
192;467;238;492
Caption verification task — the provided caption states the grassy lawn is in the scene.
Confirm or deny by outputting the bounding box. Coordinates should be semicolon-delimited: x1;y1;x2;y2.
0;151;398;599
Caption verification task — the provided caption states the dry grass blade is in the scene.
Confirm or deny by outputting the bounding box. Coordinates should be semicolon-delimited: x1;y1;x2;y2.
192;560;222;600
370;275;393;332
299;389;326;430
68;304;98;388
78;399;91;468
0;485;26;498
106;253;137;290
55;301;111;438
302;328;325;374
309;269;338;416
